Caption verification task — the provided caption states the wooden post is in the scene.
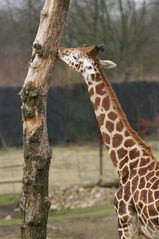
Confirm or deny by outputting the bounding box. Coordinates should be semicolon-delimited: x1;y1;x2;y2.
19;1;70;239
99;133;103;180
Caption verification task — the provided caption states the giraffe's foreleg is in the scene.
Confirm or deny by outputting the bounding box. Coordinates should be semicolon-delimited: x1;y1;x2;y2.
117;215;139;239
114;191;139;239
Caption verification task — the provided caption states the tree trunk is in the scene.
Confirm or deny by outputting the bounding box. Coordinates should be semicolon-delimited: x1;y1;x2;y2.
19;1;70;239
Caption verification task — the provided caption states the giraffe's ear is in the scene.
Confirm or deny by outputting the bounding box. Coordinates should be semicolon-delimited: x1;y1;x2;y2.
100;60;117;69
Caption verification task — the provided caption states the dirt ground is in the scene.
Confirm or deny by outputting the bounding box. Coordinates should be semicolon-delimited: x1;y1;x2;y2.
48;217;118;239
0;195;119;239
0;217;118;239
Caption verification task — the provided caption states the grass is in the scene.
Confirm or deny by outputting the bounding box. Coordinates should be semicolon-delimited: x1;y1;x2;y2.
0;194;19;206
0;203;114;226
0;218;20;225
49;204;115;222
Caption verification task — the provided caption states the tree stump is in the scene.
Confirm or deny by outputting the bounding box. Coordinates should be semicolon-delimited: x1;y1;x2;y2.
20;1;70;239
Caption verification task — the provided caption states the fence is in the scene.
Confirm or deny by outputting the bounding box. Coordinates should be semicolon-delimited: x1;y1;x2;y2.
0;82;159;147
0;163;23;193
0;141;121;194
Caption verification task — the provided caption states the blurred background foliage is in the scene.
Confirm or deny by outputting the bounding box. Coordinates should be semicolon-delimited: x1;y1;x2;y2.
0;0;159;145
0;0;159;86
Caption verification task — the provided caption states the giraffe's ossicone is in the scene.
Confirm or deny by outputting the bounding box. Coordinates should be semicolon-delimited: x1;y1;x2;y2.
58;45;159;239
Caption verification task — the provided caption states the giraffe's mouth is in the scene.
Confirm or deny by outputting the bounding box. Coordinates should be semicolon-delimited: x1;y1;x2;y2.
57;47;65;59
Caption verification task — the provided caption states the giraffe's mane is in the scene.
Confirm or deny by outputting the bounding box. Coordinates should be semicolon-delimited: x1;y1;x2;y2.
98;67;155;160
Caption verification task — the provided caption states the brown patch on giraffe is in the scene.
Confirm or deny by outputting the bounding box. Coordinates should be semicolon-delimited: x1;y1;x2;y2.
122;165;129;180
129;148;140;159
120;215;129;225
156;171;159;177
64;49;70;54
148;191;154;203
138;201;144;210
148;203;157;216
116;120;124;132
103;96;110;111
149;176;157;183
138;167;148;176
151;179;159;189
149;162;157;171
106;121;114;133
139;158;150;167
94;97;101;110
139;176;146;188
87;81;92;86
128;203;135;214
125;131;130;137
131;175;139;191
112;133;123;148
124;139;135;147
95;72;102;81
108;111;117;120
151;217;159;226
154;162;159;170
142;150;150;157
155;200;159;211
110;150;117;167
118;200;126;216
140;190;147;204
91;74;95;80
119;156;128;169
134;190;140;202
89;87;94;97
97;114;105;125
143;205;149;218
117;148;127;159
129;159;139;169
154;191;159;200
123;181;131;201
96;83;105;95
146;182;151;188
102;132;110;145
146;171;154;181
116;188;123;201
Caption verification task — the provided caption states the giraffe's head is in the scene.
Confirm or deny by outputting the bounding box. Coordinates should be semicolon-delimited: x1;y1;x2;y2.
58;44;116;75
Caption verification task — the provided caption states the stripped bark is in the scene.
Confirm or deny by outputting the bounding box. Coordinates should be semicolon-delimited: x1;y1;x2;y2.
20;1;70;239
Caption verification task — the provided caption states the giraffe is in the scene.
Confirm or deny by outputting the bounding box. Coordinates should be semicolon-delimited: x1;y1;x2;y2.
58;45;159;239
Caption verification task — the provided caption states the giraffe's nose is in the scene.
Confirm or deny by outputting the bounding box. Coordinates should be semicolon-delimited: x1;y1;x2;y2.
96;44;105;52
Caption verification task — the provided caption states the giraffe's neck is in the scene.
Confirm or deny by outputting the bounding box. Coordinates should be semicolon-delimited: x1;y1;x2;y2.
82;67;154;179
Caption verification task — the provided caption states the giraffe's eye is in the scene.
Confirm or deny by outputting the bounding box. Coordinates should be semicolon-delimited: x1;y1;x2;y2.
73;55;78;60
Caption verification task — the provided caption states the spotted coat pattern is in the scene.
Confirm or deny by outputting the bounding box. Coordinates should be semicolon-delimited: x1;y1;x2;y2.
58;45;159;239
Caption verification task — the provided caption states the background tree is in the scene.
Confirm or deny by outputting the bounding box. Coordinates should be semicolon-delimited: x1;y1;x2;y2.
0;0;159;85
